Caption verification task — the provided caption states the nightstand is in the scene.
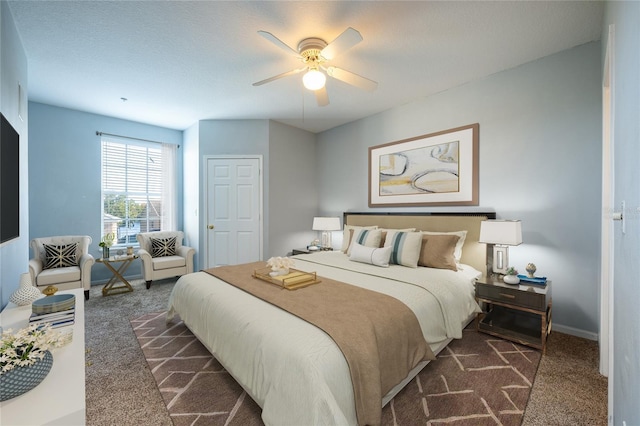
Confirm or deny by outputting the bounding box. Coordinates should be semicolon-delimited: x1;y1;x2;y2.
291;247;333;255
475;276;552;353
292;248;312;255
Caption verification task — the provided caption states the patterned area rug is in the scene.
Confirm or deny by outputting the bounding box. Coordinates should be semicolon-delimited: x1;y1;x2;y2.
131;312;541;426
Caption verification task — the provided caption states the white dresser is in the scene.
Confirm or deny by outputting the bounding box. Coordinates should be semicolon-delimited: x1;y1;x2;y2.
0;289;85;425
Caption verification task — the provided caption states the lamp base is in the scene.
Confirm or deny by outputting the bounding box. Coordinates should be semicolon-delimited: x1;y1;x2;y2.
492;245;509;275
320;231;332;250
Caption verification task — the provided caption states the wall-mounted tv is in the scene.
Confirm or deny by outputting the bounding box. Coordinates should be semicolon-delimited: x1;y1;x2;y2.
1;113;20;244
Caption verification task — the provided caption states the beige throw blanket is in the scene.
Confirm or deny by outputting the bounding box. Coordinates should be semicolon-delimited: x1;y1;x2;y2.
205;262;434;426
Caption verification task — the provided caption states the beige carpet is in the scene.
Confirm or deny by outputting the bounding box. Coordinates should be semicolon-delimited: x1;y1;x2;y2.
132;312;542;425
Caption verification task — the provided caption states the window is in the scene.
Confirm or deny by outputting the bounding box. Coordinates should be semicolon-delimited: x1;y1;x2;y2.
101;136;176;246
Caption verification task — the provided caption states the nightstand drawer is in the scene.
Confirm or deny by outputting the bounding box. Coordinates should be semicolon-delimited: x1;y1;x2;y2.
476;283;547;311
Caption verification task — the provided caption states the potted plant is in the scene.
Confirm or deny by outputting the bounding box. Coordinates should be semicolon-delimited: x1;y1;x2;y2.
0;323;62;401
98;233;115;258
503;267;520;285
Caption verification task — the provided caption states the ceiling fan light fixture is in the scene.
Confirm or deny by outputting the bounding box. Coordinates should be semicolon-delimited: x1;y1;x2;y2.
303;69;326;91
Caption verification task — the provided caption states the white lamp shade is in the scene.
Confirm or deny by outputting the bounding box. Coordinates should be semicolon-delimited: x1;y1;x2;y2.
479;220;522;246
303;69;326;91
312;217;341;231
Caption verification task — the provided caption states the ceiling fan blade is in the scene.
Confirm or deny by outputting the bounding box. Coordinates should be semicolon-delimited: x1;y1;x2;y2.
253;67;307;86
320;27;363;60
315;86;329;107
325;66;378;92
257;30;300;57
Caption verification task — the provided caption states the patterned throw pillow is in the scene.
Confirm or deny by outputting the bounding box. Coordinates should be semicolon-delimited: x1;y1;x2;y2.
347;228;383;255
341;225;378;252
384;231;423;268
44;243;78;269
151;237;177;258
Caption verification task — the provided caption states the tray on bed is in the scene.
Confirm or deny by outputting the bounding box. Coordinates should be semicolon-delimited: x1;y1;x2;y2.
253;267;320;290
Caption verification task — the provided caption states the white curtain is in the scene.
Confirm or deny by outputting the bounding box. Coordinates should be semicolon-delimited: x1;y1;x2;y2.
161;143;177;231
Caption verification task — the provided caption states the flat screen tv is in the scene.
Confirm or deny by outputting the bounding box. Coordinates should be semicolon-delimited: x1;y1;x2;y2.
1;113;20;244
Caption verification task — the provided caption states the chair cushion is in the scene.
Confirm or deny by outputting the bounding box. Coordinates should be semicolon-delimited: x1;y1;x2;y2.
36;266;81;286
43;243;78;269
152;255;186;271
150;237;177;258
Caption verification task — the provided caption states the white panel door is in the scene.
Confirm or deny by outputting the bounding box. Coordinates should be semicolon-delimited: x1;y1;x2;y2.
206;157;262;268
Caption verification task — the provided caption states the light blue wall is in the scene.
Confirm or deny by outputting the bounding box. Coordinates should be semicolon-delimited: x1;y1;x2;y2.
268;121;318;255
195;119;270;269
0;2;29;309
604;2;640;424
317;42;602;338
28;102;183;283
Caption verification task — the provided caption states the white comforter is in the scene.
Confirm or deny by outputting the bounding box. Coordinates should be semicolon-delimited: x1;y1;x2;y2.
167;251;481;426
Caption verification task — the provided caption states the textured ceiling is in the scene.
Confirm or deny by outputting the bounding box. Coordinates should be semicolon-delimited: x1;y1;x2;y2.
7;1;603;133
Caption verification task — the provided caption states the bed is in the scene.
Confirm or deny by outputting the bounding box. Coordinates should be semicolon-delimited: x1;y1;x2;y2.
167;212;495;425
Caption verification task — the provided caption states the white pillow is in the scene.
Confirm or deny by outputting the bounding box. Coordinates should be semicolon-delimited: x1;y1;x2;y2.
347;228;383;255
420;230;468;263
349;243;392;267
384;231;423;268
341;225;378;252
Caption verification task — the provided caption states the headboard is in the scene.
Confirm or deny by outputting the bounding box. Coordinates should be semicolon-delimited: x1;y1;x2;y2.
344;212;496;276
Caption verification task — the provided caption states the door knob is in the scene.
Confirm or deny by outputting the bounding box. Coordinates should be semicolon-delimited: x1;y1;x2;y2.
208;225;215;230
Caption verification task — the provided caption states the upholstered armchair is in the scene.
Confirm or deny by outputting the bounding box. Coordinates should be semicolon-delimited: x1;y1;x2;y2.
136;231;195;289
29;235;95;300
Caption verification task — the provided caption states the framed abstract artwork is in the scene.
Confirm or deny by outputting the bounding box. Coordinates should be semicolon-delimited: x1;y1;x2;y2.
369;123;479;207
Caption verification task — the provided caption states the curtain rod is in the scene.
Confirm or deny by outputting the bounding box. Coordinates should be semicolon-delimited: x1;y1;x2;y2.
96;131;180;148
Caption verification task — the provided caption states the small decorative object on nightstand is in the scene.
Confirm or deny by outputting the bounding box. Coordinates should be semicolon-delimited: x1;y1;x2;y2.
503;267;520;284
475;276;552;353
526;263;537;278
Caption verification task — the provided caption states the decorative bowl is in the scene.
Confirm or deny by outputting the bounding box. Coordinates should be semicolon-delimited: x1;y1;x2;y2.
32;294;75;315
0;351;53;401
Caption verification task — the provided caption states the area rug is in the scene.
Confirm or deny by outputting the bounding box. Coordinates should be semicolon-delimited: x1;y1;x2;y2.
131;312;541;426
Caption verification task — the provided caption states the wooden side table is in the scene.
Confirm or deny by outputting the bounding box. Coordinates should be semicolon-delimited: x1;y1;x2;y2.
475;276;552;353
292;247;332;255
97;254;139;296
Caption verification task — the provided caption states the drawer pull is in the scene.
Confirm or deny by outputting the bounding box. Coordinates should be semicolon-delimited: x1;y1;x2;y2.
498;293;516;299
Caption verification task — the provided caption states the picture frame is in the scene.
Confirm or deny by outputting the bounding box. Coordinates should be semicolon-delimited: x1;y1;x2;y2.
369;123;479;207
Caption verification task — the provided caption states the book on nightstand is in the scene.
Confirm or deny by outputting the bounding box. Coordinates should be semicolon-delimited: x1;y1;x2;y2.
517;274;547;286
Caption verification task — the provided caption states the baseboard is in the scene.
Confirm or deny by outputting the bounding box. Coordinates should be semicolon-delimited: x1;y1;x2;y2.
553;323;598;341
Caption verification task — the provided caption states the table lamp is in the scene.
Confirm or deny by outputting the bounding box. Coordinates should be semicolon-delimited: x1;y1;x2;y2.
479;220;522;275
312;217;341;250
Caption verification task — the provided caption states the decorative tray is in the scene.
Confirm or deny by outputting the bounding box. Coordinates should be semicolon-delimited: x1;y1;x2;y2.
32;293;75;315
253;268;320;290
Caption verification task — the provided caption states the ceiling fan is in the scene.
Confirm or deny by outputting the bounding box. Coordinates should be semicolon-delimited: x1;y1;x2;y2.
252;27;378;107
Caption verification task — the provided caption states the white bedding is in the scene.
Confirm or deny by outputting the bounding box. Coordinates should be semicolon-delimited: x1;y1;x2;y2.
167;251;481;426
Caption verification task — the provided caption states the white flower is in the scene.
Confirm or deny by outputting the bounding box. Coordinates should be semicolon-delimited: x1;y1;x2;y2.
266;256;295;271
0;323;61;374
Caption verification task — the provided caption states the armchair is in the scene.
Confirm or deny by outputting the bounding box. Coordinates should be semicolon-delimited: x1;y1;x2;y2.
136;231;195;289
29;235;95;300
